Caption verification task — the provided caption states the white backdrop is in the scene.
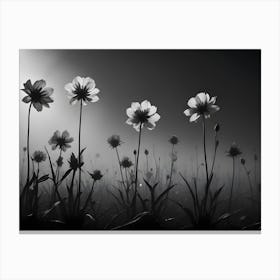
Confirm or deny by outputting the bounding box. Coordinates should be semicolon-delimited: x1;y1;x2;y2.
0;0;280;279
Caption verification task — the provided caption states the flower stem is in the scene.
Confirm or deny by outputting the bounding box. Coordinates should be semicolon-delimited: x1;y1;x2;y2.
202;116;210;212
26;103;32;184
115;147;126;191
242;164;254;208
228;157;235;213
133;124;142;215
77;100;83;211
168;144;175;187
210;132;218;178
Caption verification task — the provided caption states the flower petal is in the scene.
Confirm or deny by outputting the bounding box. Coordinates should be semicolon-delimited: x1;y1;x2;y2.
126;108;134;118
133;123;141;132
146;121;156;130
184;108;195;116
33;102;43;112
141;100;151;111
196;92;208;104
42;87;54;96
189;113;201;122
208;105;220;113
23;79;33;91
33;80;46;90
88;88;100;95
149;113;160;123
82;100;88;106
70;97;78;105
209;96;217;104
89;95;99;103
72;76;83;88
131;102;140;111
126;118;133;125
148;106;157;116
62;130;70;139
187;97;197;108
83;77;95;90
65;83;75;93
22;96;31;103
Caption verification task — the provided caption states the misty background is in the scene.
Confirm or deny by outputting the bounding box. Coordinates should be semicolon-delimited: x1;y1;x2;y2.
19;50;261;191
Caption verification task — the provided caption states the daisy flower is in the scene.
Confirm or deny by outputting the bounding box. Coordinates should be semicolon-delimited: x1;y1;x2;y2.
64;76;100;105
184;92;220;122
48;130;74;152
21;79;54;112
126;100;160;131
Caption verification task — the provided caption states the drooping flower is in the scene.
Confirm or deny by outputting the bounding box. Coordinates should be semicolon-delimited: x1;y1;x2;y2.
48;130;74;152
226;143;242;158
120;156;133;169
126;100;160;131
21;79;54;112
169;136;179;145
184;92;220;122
107;135;122;149
89;170;103;181
64;76;100;105
32;151;46;163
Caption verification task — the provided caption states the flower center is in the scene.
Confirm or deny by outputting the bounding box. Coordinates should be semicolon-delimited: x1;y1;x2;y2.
73;84;90;100
133;109;150;123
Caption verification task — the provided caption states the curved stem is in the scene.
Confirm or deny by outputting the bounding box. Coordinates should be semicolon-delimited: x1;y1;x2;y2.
228;157;235;213
210;132;218;178
115;147;126;191
26;103;32;183
78;100;83;210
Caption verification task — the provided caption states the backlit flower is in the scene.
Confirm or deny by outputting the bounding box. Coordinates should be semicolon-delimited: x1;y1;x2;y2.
21;79;54;112
89;170;103;181
120;157;133;169
184;92;220;122
107;135;122;149
226;143;242;158
48;130;74;152
64;76;100;105
126;100;160;131
169;136;179;145
32;151;46;163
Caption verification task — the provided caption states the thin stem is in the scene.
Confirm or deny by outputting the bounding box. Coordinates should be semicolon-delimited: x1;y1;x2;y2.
146;155;149;174
242;165;254;208
133;124;142;214
228;157;235;213
168;144;175;187
202;116;210;213
77;100;83;210
26;103;32;183
115;147;126;191
210;132;218;178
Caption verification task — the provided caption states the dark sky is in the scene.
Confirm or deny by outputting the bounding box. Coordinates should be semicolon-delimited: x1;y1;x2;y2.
20;50;260;181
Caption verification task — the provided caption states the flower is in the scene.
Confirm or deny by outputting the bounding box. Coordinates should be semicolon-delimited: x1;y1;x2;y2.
184;92;220;122
226;143;242;158
21;79;54;112
56;156;64;167
133;150;137;156
120;157;133;169
32;151;46;163
240;158;246;165
64;76;100;105
169;136;179;145
107;135;122;149
89;170;103;181
68;153;84;171
48;130;74;152
126;100;160;131
144;149;149;155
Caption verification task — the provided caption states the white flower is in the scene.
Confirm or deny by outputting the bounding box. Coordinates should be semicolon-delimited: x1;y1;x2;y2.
126;100;160;131
184;92;220;122
64;76;100;105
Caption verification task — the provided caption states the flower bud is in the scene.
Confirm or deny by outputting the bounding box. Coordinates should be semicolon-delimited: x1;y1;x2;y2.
241;158;246;165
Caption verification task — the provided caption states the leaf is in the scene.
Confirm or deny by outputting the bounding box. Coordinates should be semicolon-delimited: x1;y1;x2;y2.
179;172;196;207
42;201;62;217
38;174;49;183
214;210;241;225
154;184;176;206
211;185;224;204
171;199;196;225
59;169;72;183
44;146;56;182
